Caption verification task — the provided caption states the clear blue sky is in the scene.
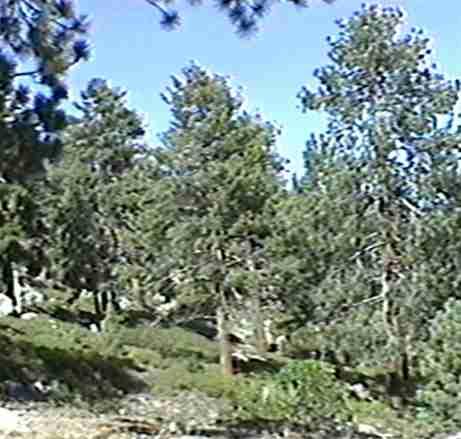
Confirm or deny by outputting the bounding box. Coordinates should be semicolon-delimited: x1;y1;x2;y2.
68;0;461;178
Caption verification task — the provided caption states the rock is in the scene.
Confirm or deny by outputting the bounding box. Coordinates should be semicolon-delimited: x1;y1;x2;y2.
356;423;393;438
349;383;372;400
0;294;14;316
89;323;102;333
20;312;39;320
0;407;30;434
168;421;180;433
32;380;53;396
4;381;47;402
157;299;179;316
117;296;131;310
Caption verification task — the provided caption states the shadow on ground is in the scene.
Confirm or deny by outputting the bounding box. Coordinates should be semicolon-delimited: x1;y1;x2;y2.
0;330;149;404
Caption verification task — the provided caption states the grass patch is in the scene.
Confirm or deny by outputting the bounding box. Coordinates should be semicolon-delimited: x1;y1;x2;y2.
115;325;220;362
151;363;243;399
0;317;148;404
0;314;223;406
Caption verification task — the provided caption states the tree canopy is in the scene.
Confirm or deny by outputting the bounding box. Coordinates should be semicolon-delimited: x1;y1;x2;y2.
144;0;337;35
295;2;461;377
0;0;90;183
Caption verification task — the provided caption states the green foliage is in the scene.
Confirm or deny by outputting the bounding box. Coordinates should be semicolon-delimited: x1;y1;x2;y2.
0;0;90;310
0;184;33;252
233;360;349;425
0;0;90;183
152;365;242;398
288;3;461;375
1;5;461;439
0;316;227;404
150;63;286;324
265;164;378;335
143;0;336;36
38;79;148;297
0;316;147;403
117;326;219;364
416;299;461;427
69;78;147;175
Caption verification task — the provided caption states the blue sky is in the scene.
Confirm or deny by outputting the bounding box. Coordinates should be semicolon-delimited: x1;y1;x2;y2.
68;0;461;178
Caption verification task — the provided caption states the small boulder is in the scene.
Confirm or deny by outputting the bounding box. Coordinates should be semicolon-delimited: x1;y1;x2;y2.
117;296;131;310
20;312;39;320
0;294;14;317
356;423;392;438
4;381;47;402
349;382;372;401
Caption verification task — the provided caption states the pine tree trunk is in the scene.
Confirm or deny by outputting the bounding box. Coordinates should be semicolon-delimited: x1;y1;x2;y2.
217;306;233;376
4;261;23;315
12;265;22;315
400;336;411;381
253;296;268;354
247;261;268;354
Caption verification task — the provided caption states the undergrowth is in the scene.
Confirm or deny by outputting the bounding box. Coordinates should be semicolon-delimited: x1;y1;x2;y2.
0;312;454;438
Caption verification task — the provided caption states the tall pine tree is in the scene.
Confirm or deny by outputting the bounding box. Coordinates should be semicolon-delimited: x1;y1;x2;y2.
0;0;89;312
294;3;461;378
37;79;147;325
150;63;286;373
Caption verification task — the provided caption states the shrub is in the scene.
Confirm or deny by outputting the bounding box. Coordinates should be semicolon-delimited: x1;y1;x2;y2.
233;359;350;425
416;299;461;427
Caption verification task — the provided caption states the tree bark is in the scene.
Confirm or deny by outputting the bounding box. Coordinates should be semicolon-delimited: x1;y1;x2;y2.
247;260;268;354
253;296;268;354
217;306;234;376
4;261;23;315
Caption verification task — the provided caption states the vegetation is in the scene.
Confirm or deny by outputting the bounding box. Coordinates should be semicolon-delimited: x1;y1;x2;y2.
234;360;350;424
143;0;337;35
295;2;461;381
1;2;461;438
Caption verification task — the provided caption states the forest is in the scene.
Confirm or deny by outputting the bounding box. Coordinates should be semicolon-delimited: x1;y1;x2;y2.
1;1;461;438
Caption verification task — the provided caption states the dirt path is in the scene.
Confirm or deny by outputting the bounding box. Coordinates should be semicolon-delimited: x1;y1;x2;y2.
0;393;230;439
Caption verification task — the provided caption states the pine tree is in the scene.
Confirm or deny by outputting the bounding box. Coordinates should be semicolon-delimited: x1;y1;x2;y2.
37;79;148;325
0;0;89;310
67;78;147;177
150;63;286;374
293;3;461;378
0;0;90;183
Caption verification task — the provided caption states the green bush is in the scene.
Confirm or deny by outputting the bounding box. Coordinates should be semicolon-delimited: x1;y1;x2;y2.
416;299;461;427
233;360;350;425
